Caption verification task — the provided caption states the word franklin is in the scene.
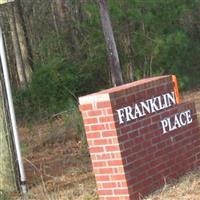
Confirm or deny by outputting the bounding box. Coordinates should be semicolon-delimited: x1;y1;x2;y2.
116;91;176;124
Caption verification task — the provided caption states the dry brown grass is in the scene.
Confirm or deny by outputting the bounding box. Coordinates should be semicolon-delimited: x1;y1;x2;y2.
16;175;97;200
16;168;200;200
182;89;200;119
145;169;200;200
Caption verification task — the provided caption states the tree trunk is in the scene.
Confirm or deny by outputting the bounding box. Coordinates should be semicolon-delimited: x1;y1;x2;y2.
0;79;16;193
54;0;66;25
98;0;123;86
126;19;135;82
51;0;60;36
9;4;26;89
77;0;84;22
14;0;32;84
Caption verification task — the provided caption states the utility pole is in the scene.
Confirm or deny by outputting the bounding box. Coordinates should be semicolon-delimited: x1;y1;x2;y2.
98;0;124;86
0;0;27;194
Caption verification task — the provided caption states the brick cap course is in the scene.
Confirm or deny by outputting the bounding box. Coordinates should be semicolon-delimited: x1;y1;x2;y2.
79;93;110;105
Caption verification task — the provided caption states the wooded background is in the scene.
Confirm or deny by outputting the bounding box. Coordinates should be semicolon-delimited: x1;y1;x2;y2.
1;0;200;122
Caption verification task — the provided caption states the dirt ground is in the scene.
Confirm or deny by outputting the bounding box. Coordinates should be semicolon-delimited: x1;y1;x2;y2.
18;118;97;200
16;89;200;200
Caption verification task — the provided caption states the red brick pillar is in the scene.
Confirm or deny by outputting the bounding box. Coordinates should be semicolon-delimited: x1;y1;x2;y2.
79;75;200;200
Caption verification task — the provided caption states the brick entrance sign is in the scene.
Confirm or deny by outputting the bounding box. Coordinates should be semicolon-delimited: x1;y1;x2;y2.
79;75;200;200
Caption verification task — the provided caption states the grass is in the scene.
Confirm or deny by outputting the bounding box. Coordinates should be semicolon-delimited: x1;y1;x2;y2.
145;169;200;200
16;175;97;200
0;192;10;200
9;168;200;200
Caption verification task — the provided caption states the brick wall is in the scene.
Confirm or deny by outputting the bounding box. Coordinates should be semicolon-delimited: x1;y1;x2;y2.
79;75;200;200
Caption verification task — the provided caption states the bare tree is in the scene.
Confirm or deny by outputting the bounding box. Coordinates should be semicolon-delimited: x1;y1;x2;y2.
54;0;66;24
9;4;26;89
98;0;123;86
14;0;32;83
